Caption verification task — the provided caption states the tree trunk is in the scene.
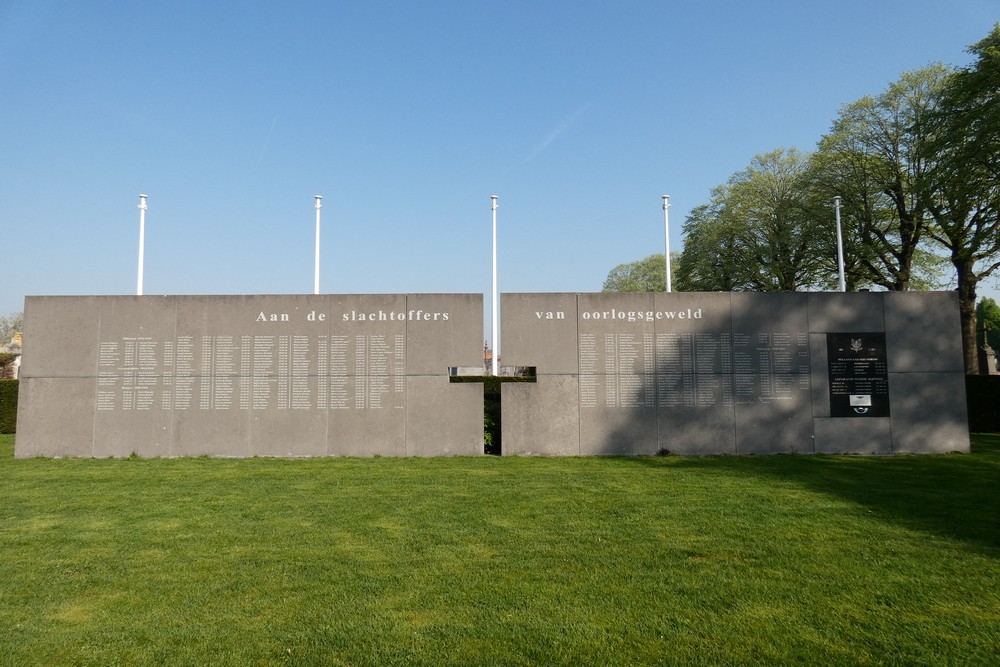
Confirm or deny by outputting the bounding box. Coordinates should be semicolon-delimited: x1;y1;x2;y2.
956;261;980;374
892;254;912;291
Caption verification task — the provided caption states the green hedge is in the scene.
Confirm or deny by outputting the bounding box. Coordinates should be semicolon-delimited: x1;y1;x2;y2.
0;380;16;434
965;375;1000;433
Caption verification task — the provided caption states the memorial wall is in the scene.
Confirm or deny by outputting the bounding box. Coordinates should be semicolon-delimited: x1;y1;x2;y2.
15;291;970;458
15;294;484;458
500;291;970;456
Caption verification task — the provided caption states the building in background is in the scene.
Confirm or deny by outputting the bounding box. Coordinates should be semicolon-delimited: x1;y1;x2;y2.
0;332;21;379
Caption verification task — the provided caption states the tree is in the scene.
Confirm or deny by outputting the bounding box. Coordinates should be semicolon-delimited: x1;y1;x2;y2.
674;200;743;291
602;253;678;292
922;25;1000;372
976;297;1000;351
811;65;952;291
676;148;830;292
0;311;22;344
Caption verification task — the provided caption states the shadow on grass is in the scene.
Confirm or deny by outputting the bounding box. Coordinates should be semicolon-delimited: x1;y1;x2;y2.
633;434;1000;556
0;433;13;459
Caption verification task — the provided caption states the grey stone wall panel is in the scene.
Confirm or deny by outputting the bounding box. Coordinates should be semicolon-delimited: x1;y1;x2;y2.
328;407;405;457
406;293;482;374
173;406;252;457
15;294;483;458
731;292;809;336
94;405;173;458
813;417;892;455
809;333;831;418
807;292;885;332
654;291;732;334
405;376;482;456
500;292;579;374
501;375;580;456
15;378;96;457
250;386;328;457
580;402;658;456
657;378;737;455
884;292;964;373
21;296;102;378
889;372;970;453
734;380;815;454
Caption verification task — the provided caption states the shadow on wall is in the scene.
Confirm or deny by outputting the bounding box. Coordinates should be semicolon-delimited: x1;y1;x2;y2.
591;292;970;457
500;291;969;457
593;292;815;457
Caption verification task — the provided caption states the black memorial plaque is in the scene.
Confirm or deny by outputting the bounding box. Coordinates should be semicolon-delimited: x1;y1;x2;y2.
827;333;889;417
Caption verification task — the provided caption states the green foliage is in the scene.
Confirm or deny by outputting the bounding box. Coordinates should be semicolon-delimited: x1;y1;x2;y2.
812;65;952;291
602;253;672;292
906;247;953;291
977;297;1000;350
926;24;1000;191
483;409;495;452
0;353;15;380
674;64;960;296
668;23;1000;371
0;380;15;433
0;433;998;664
674;201;741;291
922;24;1000;372
0;311;22;344
677;148;829;292
483;389;500;456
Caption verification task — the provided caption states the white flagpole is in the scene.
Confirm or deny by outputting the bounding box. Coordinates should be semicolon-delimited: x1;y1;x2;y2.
834;196;846;292
314;195;323;295
137;194;148;295
662;195;672;292
491;195;499;376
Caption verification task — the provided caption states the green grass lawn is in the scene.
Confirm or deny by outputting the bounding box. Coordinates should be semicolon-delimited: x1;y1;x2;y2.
1;433;998;666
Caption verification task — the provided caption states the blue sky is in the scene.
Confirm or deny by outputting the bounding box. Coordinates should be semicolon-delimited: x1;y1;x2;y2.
1;1;998;342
